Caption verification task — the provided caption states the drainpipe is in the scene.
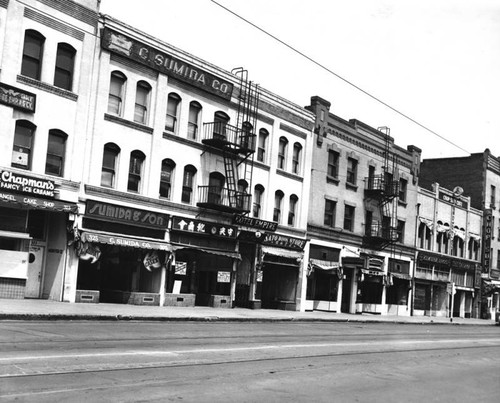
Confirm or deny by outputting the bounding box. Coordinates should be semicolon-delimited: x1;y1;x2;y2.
411;203;421;316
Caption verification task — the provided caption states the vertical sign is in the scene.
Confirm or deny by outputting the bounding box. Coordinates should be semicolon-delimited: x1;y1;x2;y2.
483;209;492;275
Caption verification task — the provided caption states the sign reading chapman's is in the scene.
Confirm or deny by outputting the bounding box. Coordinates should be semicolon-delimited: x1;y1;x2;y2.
0;170;55;197
101;28;233;100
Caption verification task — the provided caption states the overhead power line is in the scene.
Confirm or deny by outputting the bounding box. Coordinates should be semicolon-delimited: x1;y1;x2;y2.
210;0;470;155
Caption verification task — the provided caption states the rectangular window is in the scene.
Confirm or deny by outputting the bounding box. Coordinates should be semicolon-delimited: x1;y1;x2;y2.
365;210;373;236
327;150;339;178
346;158;357;185
12;121;34;169
399;178;408;202
397;220;405;243
45;131;66;176
491;185;496;208
343;205;355;231
324;200;336;227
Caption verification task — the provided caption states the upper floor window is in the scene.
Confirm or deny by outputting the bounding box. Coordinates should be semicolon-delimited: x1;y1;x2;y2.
54;43;76;91
188;101;202;140
292;143;302;175
288;194;298;226
397;220;405;243
165;93;181;132
278;137;288;170
159;158;175;200
346;157;358;185
253;184;264;218
182;165;197;204
45;129;67;176
12;120;36;170
468;238;479;261
208;172;225;205
101;142;120;188
436;222;449;254
273;190;284;223
399;178;408;202
21;30;45;80
213;111;230;140
108;71;127;116
418;222;432;250
128;150;145;192
324;199;336;227
491;185;496;208
134;81;151;124
343;204;355;231
257;129;268;163
328;150;339;179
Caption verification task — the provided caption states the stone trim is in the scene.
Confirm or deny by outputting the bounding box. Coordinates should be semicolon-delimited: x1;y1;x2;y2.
24;8;85;41
37;0;98;27
17;75;78;101
104;113;154;134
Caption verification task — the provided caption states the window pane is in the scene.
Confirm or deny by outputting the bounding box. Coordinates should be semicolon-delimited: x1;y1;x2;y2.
45;155;62;176
101;170;114;187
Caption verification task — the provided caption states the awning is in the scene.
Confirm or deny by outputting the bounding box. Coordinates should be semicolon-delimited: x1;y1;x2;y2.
389;272;412;281
172;245;241;260
0;230;32;239
261;245;303;261
80;231;172;252
361;268;385;276
419;217;434;230
309;258;340;272
0;191;78;213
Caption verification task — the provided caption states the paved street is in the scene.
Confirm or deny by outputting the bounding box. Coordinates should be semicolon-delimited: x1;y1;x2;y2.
1;320;499;402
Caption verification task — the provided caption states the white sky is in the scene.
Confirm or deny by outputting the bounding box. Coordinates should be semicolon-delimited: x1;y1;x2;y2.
99;0;500;159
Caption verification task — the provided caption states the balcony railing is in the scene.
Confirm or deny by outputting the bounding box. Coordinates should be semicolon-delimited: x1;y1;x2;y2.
365;175;399;199
197;185;251;213
365;222;399;241
202;122;256;153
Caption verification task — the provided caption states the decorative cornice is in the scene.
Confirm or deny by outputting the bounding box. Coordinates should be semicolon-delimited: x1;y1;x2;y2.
24;7;85;40
162;131;204;151
279;122;307;139
37;0;98;27
17;75;78;101
104;113;154;134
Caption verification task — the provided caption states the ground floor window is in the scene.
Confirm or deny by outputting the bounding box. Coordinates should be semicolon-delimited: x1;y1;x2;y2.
356;277;383;304
306;271;338;301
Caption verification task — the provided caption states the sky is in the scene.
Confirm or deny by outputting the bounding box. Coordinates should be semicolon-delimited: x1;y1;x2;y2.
99;0;500;160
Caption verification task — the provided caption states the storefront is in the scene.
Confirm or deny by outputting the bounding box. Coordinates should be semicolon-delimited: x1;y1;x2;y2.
355;255;387;314
0;169;78;300
74;200;171;305
386;258;412;316
305;245;341;312
168;216;240;308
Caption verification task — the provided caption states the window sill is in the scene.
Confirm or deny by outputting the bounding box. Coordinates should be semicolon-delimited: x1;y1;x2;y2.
398;200;408;208
326;175;339;185
345;182;358;191
104;114;154;134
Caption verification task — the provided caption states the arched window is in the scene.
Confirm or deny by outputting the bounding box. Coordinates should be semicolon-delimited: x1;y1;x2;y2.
101;142;120;187
273;190;284;223
159;158;176;199
257;129;268;163
468;238;479;261
54;43;76;91
213;111;230;140
128;150;145;192
240;121;253;149
12;120;36;170
45;129;67;176
108;71;127;115
188;101;202;140
253;184;264;218
134;81;151;124
208;172;225;205
21;30;45;80
436;221;449;254
288;194;298;226
182;165;197;204
418;222;432;250
165;93;181;132
292;143;302;174
278;137;288;170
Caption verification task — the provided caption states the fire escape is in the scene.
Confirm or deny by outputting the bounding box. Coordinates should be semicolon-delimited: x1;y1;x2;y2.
363;127;400;251
198;68;259;214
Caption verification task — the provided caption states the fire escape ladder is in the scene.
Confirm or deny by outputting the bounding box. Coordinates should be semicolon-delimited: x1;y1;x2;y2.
223;152;239;207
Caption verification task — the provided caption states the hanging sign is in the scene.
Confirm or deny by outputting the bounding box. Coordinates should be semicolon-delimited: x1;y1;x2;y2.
143;251;162;271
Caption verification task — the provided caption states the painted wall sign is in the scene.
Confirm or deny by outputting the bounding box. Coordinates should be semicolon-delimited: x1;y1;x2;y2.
418;251;451;266
0;191;77;212
0;82;36;112
482;209;492;274
86;200;168;229
262;233;306;250
171;216;237;239
438;191;469;209
233;215;278;232
101;28;233;100
0;170;55;197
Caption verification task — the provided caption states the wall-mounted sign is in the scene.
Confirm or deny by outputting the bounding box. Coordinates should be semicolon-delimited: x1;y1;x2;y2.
86;200;168;229
417;251;451;266
217;271;231;283
438;191;469;209
233;215;278;232
0;82;36;113
0;170;55;197
101;28;233;100
483;209;492;274
262;233;306;250
171;216;237;239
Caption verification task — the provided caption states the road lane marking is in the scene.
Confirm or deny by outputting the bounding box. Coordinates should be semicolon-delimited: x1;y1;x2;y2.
1;338;499;362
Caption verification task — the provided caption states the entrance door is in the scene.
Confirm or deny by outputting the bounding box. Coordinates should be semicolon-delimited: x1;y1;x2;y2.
341;269;352;313
25;245;44;298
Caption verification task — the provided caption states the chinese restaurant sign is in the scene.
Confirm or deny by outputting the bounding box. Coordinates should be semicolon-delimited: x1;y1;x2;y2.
171;216;237;239
86;200;168;229
101;28;233;100
0;82;36;113
0;170;55;197
483;209;492;274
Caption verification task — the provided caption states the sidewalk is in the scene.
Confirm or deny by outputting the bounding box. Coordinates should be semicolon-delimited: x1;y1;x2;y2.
0;299;496;325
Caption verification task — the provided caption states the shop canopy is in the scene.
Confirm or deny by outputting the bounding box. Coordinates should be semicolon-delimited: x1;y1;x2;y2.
389;272;412;281
309;258;340;272
261;245;303;262
171;245;241;260
80;231;172;252
0;191;78;213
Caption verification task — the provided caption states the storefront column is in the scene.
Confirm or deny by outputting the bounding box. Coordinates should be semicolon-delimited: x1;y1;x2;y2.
298;245;310;312
230;259;237;307
62;246;79;303
159;263;167;306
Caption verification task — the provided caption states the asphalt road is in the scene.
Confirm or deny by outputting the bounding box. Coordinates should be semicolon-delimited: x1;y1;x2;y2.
0;321;499;402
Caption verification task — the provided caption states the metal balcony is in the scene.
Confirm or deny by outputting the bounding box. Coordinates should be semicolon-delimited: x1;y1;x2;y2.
363;221;400;250
365;175;399;200
202;122;256;154
197;186;251;214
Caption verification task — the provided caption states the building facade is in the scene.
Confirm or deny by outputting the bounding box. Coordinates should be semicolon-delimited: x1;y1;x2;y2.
415;183;482;318
64;14;314;309
303;96;421;315
420;149;500;319
0;0;99;300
